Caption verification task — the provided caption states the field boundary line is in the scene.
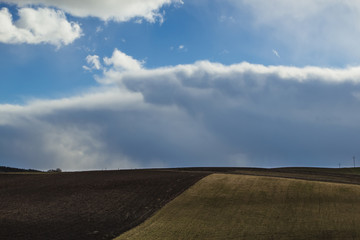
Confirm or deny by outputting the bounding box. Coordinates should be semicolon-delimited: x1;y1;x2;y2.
232;171;360;186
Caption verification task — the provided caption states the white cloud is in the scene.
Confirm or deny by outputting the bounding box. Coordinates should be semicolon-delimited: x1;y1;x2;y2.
224;0;360;64
103;59;360;85
103;48;144;72
272;49;280;58
3;0;182;23
176;44;187;52
0;0;181;47
4;50;360;170
0;7;81;47
84;55;102;71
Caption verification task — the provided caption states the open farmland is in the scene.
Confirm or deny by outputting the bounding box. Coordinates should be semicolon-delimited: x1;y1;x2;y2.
117;173;360;240
0;170;208;240
232;167;360;185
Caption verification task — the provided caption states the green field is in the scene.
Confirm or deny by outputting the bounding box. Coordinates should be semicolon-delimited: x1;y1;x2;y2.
116;173;360;240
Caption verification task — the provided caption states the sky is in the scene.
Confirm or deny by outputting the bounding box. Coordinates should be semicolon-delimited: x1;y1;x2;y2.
1;0;360;170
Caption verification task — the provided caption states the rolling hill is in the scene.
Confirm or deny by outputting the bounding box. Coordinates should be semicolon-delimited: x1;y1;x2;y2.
0;166;40;173
2;167;360;239
116;173;360;240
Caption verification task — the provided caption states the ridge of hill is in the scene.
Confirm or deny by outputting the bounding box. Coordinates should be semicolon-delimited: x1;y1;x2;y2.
0;166;40;173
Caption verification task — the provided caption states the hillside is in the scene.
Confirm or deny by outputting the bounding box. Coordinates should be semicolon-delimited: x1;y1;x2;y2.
0;166;40;173
3;167;360;240
0;169;208;240
117;173;360;240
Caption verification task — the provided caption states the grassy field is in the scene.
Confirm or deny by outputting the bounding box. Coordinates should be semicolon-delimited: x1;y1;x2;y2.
232;167;360;185
116;173;360;240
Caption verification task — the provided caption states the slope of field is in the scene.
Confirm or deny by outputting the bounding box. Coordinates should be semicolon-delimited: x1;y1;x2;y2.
117;173;360;240
233;167;360;185
0;170;208;240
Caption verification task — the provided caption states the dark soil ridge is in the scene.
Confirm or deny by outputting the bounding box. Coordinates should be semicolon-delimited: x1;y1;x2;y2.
0;169;208;240
0;166;40;173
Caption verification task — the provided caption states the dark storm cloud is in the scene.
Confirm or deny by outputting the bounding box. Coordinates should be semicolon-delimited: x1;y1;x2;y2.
2;60;360;170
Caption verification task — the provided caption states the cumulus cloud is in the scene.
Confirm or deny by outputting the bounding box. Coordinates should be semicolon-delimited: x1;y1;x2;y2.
3;51;360;170
83;55;102;71
103;48;144;72
0;7;82;47
3;0;182;23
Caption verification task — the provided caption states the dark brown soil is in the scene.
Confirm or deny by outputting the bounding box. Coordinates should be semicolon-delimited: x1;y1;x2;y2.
0;169;208;240
0;166;40;173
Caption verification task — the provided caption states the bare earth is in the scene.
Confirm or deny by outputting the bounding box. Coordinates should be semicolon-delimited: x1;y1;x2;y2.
0;170;208;240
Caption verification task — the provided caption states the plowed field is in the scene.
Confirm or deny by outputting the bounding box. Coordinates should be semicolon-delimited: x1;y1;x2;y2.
0;170;208;240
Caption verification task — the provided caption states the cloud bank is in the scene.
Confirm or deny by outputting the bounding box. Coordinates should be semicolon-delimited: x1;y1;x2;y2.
3;0;182;22
0;7;81;47
2;50;360;170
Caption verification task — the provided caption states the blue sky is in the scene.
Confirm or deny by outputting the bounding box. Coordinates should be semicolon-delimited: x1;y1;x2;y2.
0;0;277;103
1;0;360;170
